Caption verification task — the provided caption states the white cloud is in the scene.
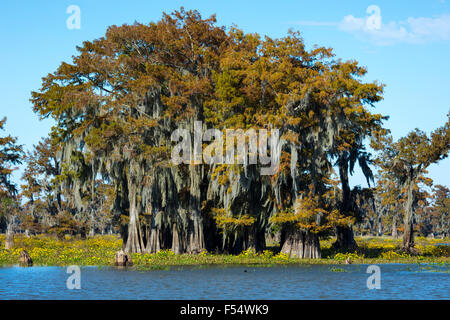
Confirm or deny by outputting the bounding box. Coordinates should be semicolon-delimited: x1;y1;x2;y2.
407;15;450;40
292;6;450;45
339;13;450;45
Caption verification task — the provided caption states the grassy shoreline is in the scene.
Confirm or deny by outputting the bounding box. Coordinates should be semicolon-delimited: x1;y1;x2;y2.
0;234;449;269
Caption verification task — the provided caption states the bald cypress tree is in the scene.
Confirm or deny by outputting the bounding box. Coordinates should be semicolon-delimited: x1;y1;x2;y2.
374;114;450;252
31;8;387;256
0;117;23;238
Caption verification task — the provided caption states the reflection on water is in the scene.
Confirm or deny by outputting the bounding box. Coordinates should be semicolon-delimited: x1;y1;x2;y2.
0;264;448;300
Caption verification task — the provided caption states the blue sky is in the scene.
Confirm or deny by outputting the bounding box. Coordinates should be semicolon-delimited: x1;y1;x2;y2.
1;0;449;189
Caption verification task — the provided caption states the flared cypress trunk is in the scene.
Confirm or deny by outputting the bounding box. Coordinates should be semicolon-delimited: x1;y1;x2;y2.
246;225;266;252
145;225;162;253
203;214;220;253
145;213;164;253
245;175;266;253
332;159;358;251
402;179;415;252
392;216;398;238
171;223;183;254
186;211;205;253
281;227;321;259
333;226;358;252
5;229;14;250
185;166;205;254
124;181;144;253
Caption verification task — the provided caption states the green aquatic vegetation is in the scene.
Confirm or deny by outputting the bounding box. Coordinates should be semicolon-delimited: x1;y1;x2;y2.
333;252;364;261
329;267;347;272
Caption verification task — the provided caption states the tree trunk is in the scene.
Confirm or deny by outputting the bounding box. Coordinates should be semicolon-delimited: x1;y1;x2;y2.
246;225;266;252
124;182;144;253
89;227;95;237
402;179;415;252
145;217;162;253
333;226;358;252
392;216;398;238
303;231;321;258
5;230;14;250
171;223;183;254
186;212;204;253
332;158;358;251
185;166;205;254
19;250;33;266
203;215;219;253
115;250;133;267
245;179;266;253
281;227;321;259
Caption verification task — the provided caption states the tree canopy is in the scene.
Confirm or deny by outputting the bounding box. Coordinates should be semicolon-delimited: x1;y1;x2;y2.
18;8;448;256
